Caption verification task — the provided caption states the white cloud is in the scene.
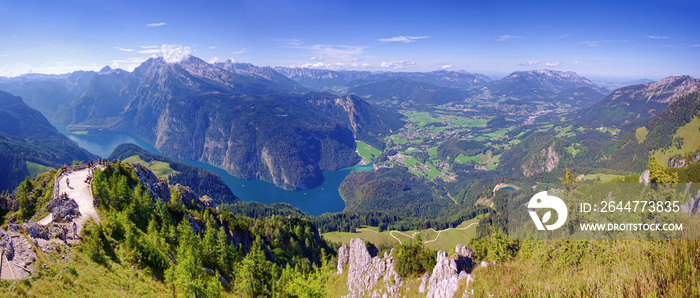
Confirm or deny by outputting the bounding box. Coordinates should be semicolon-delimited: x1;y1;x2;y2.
289;62;332;69
545;62;561;67
147;22;167;27
0;63;32;77
574;61;579;64
209;56;219;64
378;35;430;43
108;57;149;71
306;44;366;59
493;35;522;42
286;40;365;60
161;44;192;63
439;61;453;69
138;48;162;54
209;46;217;49
646;35;669;39
517;60;540;66
380;60;416;69
584;40;628;47
557;33;570;39
141;45;159;49
231;48;249;55
115;47;134;52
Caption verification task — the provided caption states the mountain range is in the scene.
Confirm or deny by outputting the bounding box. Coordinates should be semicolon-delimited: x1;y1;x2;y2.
573;75;700;128
0;91;96;191
44;56;403;190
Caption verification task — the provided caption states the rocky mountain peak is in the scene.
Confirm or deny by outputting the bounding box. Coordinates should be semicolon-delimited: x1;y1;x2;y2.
608;75;699;104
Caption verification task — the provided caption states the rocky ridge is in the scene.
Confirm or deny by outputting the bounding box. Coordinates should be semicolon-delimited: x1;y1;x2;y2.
337;238;402;297
337;239;480;298
420;244;476;298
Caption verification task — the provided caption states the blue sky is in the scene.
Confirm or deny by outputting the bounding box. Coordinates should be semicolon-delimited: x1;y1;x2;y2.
0;0;698;79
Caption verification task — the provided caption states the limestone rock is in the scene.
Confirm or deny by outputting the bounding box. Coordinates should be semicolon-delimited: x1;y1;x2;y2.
173;184;206;210
668;158;687;168
134;164;171;202
44;198;81;223
341;238;402;298
639;169;650;186
425;244;475;298
337;243;349;274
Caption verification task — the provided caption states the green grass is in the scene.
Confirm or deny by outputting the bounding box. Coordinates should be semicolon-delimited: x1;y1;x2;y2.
402;157;420;167
555;125;575;138
0;248;171;297
653;116;700;165
566;143;581;157
123;155;180;180
428;147;438;158
423;217;480;251
455;154;482;164
582;173;623;182
356;141;381;161
635;126;649;144
322;217;481;252
485;128;509;139
26;161;53;178
386;135;409;145
468;240;700;297
425;164;441;178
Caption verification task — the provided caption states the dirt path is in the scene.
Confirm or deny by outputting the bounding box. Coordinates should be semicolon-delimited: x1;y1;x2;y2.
56;169;100;235
351;221;478;246
422;223;478;244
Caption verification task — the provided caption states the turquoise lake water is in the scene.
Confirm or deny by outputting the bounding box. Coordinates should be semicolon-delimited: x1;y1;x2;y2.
53;124;373;215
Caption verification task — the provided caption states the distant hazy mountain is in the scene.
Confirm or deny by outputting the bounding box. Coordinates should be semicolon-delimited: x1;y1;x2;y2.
488;69;605;105
0;71;96;121
573;75;700;128
273;67;491;91
55;66;139;125
0;91;97;191
59;56;402;190
215;60;309;92
347;79;476;106
592;78;655;90
606;86;700;172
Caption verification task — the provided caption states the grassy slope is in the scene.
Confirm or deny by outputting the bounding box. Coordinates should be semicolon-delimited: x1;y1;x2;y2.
469;239;700;297
25;161;53;178
322;217;480;252
356;141;381;161
122;155;180;180
0;248;173;297
653;116;700;164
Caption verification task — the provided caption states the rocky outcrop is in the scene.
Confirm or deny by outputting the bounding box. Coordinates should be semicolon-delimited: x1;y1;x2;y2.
522;145;560;177
668;158;687;168
134;164;171;202
421;244;476;298
173;184;208;210
639;169;650;186
681;188;700;215
668;151;700;168
43;198;81;223
337;243;350;274
338;238;402;297
0;194;19;212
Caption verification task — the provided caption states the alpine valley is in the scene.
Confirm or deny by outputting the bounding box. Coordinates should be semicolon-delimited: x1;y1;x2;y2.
0;53;699;297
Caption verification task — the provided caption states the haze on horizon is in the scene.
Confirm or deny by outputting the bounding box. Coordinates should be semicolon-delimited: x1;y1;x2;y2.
0;0;698;80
